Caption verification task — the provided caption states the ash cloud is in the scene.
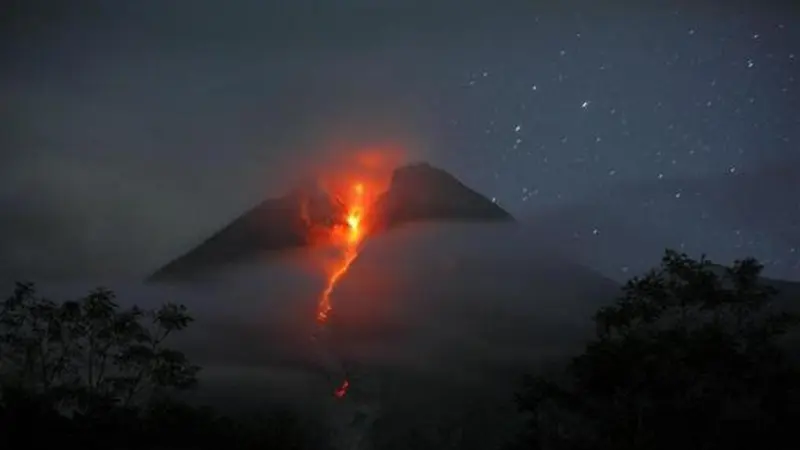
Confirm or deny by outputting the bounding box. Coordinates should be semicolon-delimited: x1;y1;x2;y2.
15;222;619;446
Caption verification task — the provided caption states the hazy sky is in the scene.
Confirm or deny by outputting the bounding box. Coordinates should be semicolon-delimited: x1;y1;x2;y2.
2;0;798;280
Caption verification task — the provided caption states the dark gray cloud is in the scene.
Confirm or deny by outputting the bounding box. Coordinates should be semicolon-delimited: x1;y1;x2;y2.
2;2;798;447
23;223;620;448
3;0;509;279
519;160;800;281
1;0;798;282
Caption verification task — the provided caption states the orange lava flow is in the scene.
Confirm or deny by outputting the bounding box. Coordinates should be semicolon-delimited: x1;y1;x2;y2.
315;183;368;399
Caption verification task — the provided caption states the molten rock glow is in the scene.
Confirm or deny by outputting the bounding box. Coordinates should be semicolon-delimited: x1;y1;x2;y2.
317;182;368;323
315;182;369;399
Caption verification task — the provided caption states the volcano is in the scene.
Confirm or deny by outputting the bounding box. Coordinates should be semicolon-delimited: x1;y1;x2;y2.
148;162;514;282
369;162;513;231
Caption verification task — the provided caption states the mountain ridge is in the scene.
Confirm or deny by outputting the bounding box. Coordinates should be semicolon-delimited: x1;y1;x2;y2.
147;162;514;282
369;162;513;232
147;188;338;282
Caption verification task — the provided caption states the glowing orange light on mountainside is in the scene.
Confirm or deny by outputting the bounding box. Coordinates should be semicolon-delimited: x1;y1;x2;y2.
314;182;370;400
316;182;369;324
305;148;405;400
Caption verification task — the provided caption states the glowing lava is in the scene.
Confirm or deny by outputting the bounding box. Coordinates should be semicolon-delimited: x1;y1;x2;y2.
316;182;367;324
315;182;369;399
333;379;350;399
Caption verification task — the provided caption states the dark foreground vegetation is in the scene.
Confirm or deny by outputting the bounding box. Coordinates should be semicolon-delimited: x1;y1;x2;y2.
2;250;798;450
0;283;329;450
512;250;800;450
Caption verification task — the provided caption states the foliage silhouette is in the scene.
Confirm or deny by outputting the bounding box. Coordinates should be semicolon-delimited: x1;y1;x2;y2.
0;283;330;450
0;282;199;413
514;250;800;450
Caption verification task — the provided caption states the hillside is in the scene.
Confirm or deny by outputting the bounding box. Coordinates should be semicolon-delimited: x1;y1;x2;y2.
148;163;514;282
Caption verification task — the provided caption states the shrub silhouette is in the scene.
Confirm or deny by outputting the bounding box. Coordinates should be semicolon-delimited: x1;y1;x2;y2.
0;282;199;414
0;283;330;450
514;250;800;450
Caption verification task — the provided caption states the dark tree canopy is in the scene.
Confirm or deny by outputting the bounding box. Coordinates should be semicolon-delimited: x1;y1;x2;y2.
0;282;199;413
0;283;330;450
515;250;800;450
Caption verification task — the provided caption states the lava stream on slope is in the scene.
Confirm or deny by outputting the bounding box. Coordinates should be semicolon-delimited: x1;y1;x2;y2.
316;182;368;398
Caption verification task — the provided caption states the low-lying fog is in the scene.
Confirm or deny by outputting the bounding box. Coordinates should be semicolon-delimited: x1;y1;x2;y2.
20;222;623;449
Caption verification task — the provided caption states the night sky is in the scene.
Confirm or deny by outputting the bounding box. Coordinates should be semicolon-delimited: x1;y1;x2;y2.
1;0;798;281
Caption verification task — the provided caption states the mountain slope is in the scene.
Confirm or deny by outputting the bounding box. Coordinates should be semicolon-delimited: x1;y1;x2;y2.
147;187;342;281
369;162;513;231
147;222;621;450
148;162;514;282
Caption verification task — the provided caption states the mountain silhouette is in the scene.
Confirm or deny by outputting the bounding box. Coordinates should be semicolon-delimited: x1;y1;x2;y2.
368;162;514;232
147;185;344;282
148;162;514;282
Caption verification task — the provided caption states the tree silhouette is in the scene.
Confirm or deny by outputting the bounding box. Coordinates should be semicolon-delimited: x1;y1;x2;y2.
0;282;198;415
0;283;331;449
515;250;800;450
